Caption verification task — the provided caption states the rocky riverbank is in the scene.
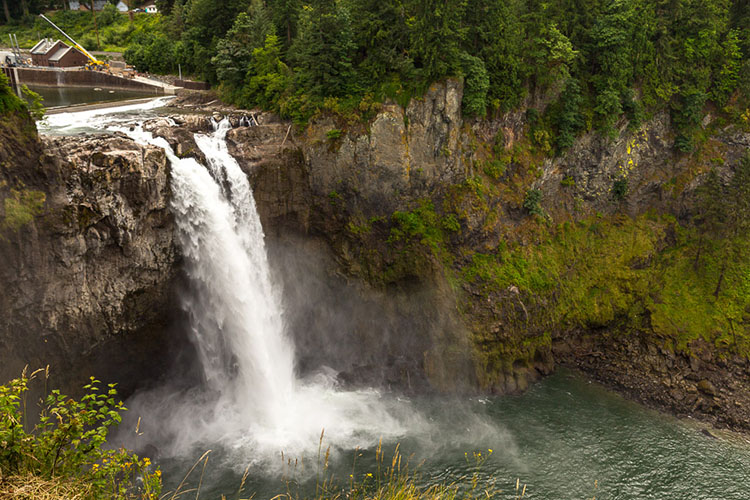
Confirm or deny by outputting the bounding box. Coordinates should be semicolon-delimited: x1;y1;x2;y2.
555;332;750;433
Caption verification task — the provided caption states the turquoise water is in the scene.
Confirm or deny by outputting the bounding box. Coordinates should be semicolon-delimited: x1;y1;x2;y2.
157;370;750;499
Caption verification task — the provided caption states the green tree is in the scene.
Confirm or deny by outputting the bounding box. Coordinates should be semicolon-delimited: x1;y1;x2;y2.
406;0;466;80
459;52;489;117
213;0;274;90
552;78;585;152
268;0;301;45
243;34;292;112
712;29;742;105
590;0;635;135
348;0;412;84
289;1;357;98
463;0;524;110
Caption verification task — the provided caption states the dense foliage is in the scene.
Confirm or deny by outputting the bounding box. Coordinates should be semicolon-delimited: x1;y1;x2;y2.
113;0;748;138
0;369;161;499
0;72;25;114
0;7;164;53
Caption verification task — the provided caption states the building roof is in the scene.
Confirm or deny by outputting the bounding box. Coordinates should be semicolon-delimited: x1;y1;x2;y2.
49;46;72;62
30;39;59;55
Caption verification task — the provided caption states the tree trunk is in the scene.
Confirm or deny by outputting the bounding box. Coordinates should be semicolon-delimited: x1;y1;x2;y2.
20;0;29;17
714;260;727;298
2;0;11;23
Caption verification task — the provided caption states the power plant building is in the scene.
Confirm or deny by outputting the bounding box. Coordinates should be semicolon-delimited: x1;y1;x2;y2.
30;39;89;68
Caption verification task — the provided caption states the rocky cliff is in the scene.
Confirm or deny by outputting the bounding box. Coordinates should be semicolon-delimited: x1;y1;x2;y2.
2;80;749;431
0;113;181;395
218;80;750;429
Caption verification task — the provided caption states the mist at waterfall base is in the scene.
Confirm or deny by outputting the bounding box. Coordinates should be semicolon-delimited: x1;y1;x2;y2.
40;100;750;500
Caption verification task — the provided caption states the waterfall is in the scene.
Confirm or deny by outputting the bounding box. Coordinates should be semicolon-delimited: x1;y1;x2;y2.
119;120;294;428
44;101;422;462
114;117;415;458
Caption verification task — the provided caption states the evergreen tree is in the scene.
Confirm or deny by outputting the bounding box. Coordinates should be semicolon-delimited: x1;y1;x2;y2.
268;0;301;45
213;0;274;90
406;0;467;80
289;1;357;98
463;0;524;110
347;0;412;84
590;0;635;135
244;34;292;111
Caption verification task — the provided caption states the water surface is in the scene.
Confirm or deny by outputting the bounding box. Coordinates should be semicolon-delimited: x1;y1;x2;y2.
157;370;750;500
21;85;159;109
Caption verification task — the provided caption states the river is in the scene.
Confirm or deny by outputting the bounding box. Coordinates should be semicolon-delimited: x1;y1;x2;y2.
19;84;159;110
41;100;750;500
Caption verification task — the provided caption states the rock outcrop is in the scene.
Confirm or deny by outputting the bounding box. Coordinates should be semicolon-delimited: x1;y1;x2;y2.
0;119;181;395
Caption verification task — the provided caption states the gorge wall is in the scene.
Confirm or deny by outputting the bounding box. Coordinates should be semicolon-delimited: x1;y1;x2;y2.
0;112;182;395
2;80;750;431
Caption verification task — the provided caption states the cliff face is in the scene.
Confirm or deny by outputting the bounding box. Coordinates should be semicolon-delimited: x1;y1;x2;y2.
1;80;748;429
222;79;750;429
0;115;181;395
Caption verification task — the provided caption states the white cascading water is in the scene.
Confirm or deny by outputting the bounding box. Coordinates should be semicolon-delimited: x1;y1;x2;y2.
180;119;295;423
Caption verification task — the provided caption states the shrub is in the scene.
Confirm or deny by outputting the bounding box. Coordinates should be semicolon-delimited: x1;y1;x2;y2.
21;85;45;120
613;178;628;200
523;188;544;217
326;128;343;140
0;369;161;499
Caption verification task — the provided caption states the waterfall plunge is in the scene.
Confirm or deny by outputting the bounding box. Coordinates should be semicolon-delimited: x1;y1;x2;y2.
111;116;417;461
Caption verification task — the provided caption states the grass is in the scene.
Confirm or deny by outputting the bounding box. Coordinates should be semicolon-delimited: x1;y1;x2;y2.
166;433;515;500
2;189;46;231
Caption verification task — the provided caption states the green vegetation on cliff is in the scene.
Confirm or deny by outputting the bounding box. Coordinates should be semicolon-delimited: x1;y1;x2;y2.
338;146;750;386
0;72;25;114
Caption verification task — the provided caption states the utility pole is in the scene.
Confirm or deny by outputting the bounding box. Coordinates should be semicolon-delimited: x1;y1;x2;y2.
91;0;100;50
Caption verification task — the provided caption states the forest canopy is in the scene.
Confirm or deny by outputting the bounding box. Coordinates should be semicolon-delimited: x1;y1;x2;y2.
4;0;750;148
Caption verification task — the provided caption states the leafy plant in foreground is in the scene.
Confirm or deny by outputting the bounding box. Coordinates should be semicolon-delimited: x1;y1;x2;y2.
0;368;161;500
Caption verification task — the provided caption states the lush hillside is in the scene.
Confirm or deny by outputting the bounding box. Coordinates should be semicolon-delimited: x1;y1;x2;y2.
117;0;749;143
0;6;163;53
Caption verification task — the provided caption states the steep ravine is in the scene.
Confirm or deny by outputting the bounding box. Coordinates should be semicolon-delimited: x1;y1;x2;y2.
2;81;750;433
